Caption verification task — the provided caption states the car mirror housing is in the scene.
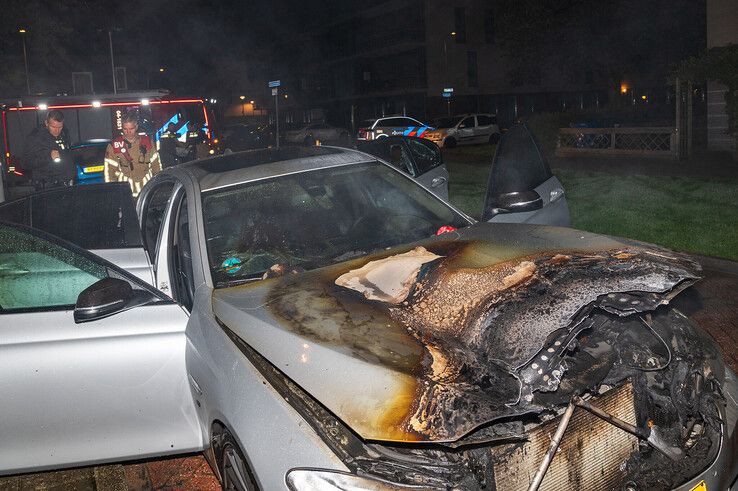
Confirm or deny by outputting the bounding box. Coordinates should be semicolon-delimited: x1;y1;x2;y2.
74;277;134;323
488;190;544;216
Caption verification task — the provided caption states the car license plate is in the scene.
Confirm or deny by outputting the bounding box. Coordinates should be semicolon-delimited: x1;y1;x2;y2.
83;165;104;173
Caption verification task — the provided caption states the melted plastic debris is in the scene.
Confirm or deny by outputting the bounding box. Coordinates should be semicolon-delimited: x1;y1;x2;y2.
335;246;442;304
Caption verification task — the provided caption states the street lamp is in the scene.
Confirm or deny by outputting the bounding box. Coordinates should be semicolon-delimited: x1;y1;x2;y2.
108;29;117;93
239;95;246;116
18;28;30;95
159;67;165;73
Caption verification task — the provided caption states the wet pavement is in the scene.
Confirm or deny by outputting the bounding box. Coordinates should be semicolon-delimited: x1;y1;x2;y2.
0;456;219;491
1;256;736;490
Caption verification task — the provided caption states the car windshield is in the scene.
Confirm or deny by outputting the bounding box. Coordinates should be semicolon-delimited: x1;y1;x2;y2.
202;161;469;288
434;117;463;128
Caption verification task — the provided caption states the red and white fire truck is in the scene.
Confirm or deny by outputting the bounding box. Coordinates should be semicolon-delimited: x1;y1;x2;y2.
0;91;218;187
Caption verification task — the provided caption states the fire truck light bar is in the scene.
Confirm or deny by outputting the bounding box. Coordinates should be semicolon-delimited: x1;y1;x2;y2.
7;99;205;111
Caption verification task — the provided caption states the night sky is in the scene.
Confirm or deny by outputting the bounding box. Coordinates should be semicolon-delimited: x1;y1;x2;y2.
0;0;705;98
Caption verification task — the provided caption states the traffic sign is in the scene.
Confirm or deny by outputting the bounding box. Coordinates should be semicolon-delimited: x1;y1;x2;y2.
268;80;281;88
271;88;278;96
442;92;452;98
443;87;454;93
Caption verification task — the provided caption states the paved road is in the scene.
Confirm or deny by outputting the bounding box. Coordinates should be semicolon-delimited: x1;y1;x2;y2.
3;256;736;490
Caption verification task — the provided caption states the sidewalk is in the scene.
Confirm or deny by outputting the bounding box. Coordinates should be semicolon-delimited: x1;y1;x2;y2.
0;456;218;491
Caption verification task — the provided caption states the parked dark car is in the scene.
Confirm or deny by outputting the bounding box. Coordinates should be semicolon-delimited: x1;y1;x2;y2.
356;136;450;200
220;123;275;152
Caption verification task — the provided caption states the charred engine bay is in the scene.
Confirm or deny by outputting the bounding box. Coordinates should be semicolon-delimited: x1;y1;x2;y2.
332;244;726;489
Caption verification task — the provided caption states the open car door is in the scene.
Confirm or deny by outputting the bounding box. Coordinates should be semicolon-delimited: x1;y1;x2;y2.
0;222;202;476
0;183;154;284
481;123;570;226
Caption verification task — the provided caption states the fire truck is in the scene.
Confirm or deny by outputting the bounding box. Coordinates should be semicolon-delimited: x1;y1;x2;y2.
0;91;218;187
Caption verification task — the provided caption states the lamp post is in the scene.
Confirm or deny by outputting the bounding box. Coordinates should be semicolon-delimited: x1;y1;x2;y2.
19;28;30;95
239;95;246;116
108;29;117;94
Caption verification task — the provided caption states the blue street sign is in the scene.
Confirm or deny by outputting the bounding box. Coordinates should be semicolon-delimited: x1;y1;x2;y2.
268;80;281;88
442;92;452;98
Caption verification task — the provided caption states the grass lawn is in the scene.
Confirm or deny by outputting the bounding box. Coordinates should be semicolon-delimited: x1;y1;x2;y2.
445;151;738;261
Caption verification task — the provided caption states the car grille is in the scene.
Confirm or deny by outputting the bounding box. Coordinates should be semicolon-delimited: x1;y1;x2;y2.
491;381;638;490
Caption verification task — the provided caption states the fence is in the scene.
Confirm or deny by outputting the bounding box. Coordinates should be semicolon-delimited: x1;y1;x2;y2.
556;127;679;159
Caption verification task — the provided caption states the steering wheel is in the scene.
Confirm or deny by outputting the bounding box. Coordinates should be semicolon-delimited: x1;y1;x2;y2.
347;213;435;243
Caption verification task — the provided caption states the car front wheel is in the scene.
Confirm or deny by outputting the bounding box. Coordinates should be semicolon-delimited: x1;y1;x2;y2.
444;136;457;148
213;425;259;491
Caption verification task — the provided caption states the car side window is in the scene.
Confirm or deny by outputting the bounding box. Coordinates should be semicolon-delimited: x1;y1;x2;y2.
171;196;195;311
0;224;107;312
477;115;492;126
488;125;553;197
406;139;442;175
9;185;142;251
459;117;475;129
387;144;415;176
141;182;176;261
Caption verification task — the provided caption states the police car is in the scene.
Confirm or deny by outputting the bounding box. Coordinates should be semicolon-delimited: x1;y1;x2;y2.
357;116;433;140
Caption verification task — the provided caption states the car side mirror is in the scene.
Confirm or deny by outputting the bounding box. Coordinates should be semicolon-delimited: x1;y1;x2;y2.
74;277;134;323
488;190;543;216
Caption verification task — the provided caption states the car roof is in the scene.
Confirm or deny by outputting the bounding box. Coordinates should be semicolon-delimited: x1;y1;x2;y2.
171;146;377;192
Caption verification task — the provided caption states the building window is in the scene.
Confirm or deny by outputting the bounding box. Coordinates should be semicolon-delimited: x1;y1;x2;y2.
72;72;94;95
454;7;466;43
467;51;478;87
485;9;495;44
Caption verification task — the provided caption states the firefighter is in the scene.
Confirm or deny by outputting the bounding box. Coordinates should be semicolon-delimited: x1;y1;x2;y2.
22;110;74;190
185;121;209;161
104;113;161;197
158;123;181;168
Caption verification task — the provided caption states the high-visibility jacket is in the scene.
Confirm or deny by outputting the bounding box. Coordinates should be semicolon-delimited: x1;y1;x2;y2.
104;135;160;197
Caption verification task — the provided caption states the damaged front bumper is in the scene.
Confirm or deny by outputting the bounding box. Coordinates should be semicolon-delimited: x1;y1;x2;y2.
675;367;738;491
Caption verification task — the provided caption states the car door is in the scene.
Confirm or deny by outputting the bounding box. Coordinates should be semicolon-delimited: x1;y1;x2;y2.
400;137;450;201
456;116;476;145
0;222;202;476
475;114;495;143
481;123;571;226
0;183;155;285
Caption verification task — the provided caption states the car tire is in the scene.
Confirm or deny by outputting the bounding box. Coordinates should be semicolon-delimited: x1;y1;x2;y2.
212;425;259;491
444;137;457;148
489;133;501;144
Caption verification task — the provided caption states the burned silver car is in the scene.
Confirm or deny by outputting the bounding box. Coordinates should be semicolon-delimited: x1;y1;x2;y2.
0;145;736;490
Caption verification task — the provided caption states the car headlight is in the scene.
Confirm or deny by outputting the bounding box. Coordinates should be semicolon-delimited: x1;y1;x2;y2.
286;469;445;490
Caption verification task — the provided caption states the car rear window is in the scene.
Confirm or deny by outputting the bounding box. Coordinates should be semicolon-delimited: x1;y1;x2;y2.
0;184;142;250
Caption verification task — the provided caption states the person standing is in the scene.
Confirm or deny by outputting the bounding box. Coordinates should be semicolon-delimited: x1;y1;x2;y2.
22;110;74;190
158;122;181;168
185;121;209;161
104;113;161;197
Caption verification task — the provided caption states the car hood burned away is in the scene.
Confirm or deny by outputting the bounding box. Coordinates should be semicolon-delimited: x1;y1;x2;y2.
213;223;730;489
